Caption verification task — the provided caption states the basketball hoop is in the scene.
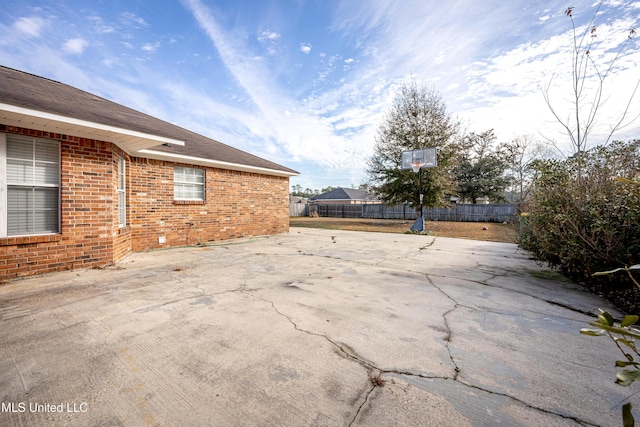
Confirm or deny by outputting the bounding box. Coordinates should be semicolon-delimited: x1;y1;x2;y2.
401;148;437;233
409;160;425;173
402;149;436;171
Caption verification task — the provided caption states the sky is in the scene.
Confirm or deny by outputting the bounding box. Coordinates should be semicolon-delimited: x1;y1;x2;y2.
1;0;640;191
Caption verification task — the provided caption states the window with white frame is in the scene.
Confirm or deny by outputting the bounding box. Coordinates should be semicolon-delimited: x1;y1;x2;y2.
117;156;126;227
1;134;60;236
174;166;205;201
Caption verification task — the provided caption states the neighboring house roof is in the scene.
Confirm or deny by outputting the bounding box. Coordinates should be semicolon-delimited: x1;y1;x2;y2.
310;188;377;201
289;196;308;204
0;66;298;177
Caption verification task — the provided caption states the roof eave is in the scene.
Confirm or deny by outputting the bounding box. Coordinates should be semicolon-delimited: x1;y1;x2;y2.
137;149;299;178
0;102;185;153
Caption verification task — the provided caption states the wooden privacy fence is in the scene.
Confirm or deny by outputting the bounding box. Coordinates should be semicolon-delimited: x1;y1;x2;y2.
307;203;519;223
289;203;309;217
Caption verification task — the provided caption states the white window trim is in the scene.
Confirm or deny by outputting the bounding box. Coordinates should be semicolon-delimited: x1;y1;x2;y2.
0;134;6;238
1;133;61;237
117;156;126;227
174;166;205;201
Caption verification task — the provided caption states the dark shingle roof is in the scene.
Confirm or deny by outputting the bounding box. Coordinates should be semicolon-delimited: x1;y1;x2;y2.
310;188;375;201
0;66;297;175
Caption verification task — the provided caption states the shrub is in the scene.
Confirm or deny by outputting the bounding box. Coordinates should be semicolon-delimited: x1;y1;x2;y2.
521;140;640;311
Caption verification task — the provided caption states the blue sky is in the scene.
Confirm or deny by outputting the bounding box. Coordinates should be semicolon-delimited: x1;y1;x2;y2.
1;0;640;190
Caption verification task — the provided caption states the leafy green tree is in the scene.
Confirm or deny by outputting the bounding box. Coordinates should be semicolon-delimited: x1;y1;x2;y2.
367;81;461;209
522;140;640;304
290;185;320;198
535;6;640;425
453;130;511;204
290;184;303;196
581;265;640;426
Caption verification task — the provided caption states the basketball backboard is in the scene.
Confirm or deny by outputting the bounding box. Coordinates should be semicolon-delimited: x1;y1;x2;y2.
401;148;437;171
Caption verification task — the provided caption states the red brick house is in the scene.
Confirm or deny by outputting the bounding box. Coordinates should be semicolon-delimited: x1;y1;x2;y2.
0;66;298;280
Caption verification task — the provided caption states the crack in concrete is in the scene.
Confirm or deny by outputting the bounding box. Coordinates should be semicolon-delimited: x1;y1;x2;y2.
258;250;598;425
427;271;596;318
241;291;396;424
421;275;597;426
457;381;599;426
348;383;376;427
425;274;461;380
245;292;378;370
130;278;247;314
162;242;595;424
246;291;584;425
294;245;594;319
418;236;437;251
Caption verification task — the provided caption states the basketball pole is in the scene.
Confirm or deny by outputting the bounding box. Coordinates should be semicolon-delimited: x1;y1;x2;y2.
418;166;424;232
410;163;425;232
403;148;436;233
419;166;423;219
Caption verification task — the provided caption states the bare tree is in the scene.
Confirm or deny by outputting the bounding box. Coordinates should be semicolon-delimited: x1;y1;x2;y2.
541;4;639;156
503;135;553;203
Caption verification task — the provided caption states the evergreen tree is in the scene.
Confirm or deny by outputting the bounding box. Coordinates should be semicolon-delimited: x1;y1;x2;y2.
367;81;461;208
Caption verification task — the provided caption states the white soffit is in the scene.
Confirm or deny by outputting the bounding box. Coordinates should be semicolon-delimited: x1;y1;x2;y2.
0;102;184;153
137;149;299;178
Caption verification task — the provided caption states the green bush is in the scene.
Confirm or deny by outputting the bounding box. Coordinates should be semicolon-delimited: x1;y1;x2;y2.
521;140;640;311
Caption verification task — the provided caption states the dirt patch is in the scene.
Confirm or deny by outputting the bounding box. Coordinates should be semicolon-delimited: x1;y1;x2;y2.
289;217;519;244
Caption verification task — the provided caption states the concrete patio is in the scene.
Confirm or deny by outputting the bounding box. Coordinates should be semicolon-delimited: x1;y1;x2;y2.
0;228;628;426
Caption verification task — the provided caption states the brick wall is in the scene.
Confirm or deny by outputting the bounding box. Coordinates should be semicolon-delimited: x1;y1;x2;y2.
1;127;118;279
112;148;132;263
1;126;291;280
129;158;290;251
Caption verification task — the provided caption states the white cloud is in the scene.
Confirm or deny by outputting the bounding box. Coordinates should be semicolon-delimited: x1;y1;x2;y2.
258;30;280;42
62;38;88;54
101;58;117;68
142;41;160;52
258;30;280;56
13;16;46;38
299;43;312;54
8;0;635;189
87;15;115;34
176;0;387;175
119;12;149;28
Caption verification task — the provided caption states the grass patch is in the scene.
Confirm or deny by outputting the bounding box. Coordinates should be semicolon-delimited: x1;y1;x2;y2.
290;217;518;243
